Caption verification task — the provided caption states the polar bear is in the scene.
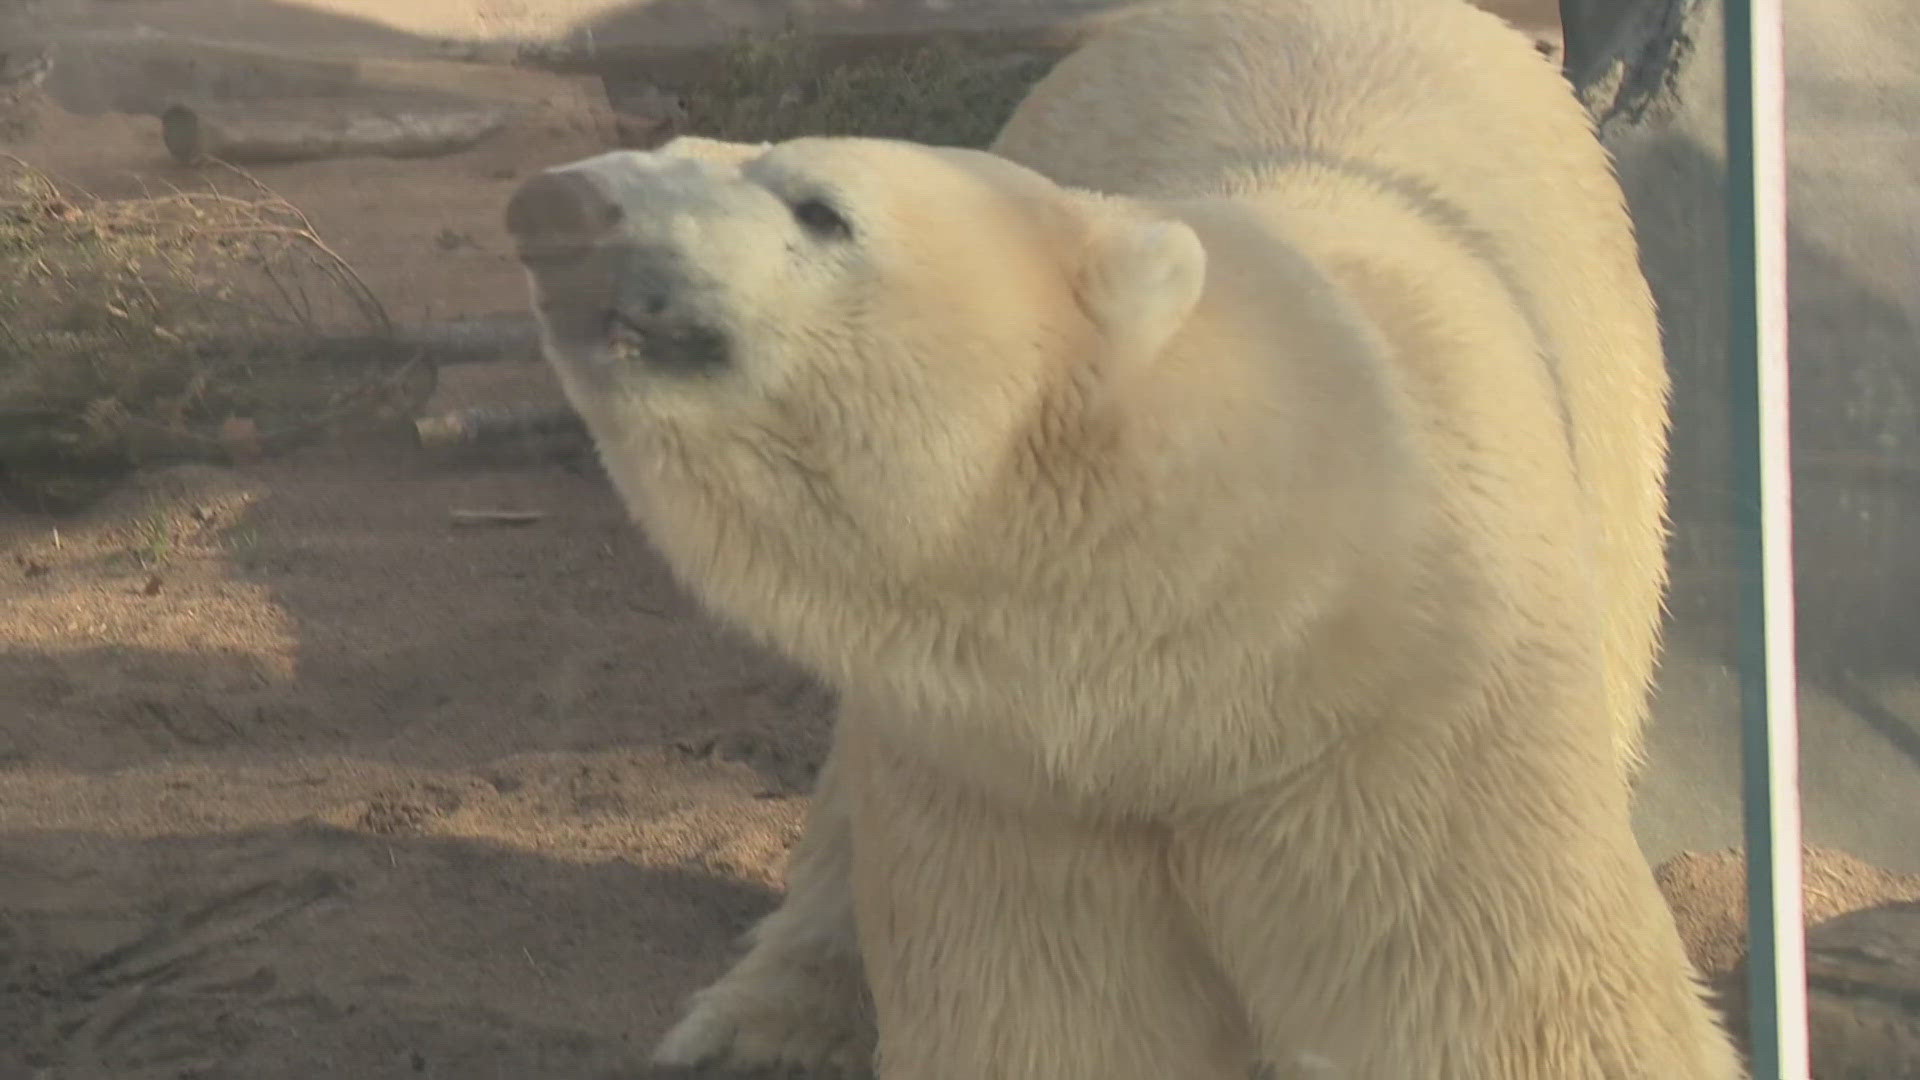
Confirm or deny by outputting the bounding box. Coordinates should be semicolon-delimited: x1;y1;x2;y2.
505;0;1739;1076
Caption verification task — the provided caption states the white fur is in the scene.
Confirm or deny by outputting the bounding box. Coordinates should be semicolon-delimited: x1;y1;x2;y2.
514;1;1741;1076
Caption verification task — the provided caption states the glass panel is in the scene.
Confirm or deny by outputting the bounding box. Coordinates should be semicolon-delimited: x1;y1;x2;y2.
1570;0;1917;1074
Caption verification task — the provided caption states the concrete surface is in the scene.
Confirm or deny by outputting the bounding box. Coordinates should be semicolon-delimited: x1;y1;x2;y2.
1579;0;1920;873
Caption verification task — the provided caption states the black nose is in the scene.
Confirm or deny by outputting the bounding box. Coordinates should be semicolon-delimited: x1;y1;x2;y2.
607;248;731;373
506;168;624;263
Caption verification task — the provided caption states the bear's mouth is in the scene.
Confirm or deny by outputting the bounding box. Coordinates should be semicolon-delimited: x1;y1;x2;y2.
606;309;732;374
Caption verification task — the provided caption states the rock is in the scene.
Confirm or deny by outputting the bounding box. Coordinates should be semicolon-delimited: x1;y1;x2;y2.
608;82;688;150
0;43;53;91
1655;847;1920;1077
1719;902;1920;1079
218;418;264;465
33;28;615;141
0;41;54;138
1657;846;1920;978
41;31;362;117
159;94;507;165
1801;903;1920;1078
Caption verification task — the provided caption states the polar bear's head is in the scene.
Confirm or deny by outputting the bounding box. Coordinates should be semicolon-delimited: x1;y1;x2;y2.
507;135;1209;677
509;138;1207;554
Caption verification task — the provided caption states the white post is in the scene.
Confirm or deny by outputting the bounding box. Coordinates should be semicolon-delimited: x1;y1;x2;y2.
1722;0;1810;1076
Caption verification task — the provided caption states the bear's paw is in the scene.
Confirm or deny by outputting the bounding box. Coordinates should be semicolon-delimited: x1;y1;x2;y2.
652;951;874;1077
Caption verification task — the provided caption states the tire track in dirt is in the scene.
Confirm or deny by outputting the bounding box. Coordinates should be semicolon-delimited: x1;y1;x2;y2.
41;870;346;1079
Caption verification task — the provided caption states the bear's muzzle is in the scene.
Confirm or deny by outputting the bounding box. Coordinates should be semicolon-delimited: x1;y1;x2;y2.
507;152;739;375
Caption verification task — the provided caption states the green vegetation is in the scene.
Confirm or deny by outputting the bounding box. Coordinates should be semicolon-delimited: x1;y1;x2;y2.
684;29;1057;148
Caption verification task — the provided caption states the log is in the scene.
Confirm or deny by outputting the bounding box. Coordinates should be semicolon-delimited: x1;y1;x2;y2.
161;95;507;165
397;314;542;365
1655;848;1920;1076
413;405;588;452
449;508;547;527
1717;902;1920;1078
42;31;363;116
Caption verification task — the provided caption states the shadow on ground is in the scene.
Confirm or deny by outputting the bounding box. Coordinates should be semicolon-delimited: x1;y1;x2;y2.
0;824;775;1079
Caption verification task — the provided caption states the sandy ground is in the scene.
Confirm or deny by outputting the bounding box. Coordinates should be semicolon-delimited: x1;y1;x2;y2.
0;433;831;1078
0;73;838;1079
2;1;1917;1077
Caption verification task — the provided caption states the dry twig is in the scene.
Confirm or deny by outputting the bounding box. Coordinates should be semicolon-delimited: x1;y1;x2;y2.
1;156;430;501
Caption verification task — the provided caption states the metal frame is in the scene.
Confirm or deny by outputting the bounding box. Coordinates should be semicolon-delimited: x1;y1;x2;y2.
1723;0;1811;1075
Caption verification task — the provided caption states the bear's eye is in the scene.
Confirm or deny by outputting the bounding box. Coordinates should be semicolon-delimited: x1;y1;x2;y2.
790;196;852;240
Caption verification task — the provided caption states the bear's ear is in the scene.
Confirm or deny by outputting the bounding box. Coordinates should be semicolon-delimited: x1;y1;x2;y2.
656;135;772;167
1078;215;1207;368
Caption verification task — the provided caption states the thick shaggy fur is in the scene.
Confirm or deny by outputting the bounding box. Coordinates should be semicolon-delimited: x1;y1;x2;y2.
508;0;1739;1076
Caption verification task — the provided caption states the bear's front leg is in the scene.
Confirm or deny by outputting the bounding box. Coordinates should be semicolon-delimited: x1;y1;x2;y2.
652;731;877;1077
1169;787;1745;1079
842;727;1255;1080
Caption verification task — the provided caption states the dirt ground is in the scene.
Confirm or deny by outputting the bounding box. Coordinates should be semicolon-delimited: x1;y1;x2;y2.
0;2;1913;1078
0;73;847;1078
